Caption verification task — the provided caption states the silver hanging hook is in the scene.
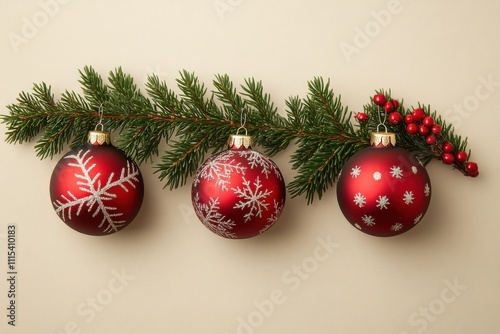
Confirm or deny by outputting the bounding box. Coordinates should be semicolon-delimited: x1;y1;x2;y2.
95;104;104;131
376;102;387;133
236;108;248;135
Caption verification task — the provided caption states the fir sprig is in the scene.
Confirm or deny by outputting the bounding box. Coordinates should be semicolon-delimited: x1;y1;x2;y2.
1;66;477;204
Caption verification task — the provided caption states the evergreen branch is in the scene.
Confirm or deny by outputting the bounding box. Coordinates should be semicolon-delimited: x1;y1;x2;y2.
1;67;478;205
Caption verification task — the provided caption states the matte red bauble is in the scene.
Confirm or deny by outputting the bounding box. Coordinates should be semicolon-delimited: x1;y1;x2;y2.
337;132;431;237
191;134;286;239
50;130;144;236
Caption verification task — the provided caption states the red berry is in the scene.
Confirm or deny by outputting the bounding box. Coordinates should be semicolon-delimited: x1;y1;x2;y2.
388;112;402;124
406;123;418;135
431;124;441;135
419;125;430;136
442;153;455;164
355;112;369;122
425;134;436;145
466;162;478;174
412;108;426;122
384;101;394;113
392;99;400;109
404;114;414;125
422;116;434;128
373;93;386;106
456;151;468;163
442;142;454;153
469;171;479;178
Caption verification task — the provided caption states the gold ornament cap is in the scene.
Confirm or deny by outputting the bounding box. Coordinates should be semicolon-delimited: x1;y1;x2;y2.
370;132;396;147
88;130;111;145
228;134;253;149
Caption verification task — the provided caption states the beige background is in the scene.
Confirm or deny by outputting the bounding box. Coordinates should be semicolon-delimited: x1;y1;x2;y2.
1;1;499;333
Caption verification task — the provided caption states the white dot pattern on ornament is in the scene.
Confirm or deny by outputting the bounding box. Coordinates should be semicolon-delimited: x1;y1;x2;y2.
52;149;141;234
345;161;432;234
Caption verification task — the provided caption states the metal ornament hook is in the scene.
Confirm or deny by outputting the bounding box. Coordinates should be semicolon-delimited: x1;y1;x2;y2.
94;104;105;131
376;123;388;133
236;109;248;135
376;103;388;133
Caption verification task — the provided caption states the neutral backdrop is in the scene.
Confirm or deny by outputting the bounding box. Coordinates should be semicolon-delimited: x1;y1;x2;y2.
1;1;499;333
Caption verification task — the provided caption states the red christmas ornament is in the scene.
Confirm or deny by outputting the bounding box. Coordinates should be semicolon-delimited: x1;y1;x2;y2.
191;134;286;239
50;130;144;236
337;132;431;237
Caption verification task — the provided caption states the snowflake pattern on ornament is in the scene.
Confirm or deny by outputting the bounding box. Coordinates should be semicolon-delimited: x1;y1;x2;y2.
391;223;403;232
350;166;361;178
362;214;375;226
353;192;367;208
390;166;403;179
424;183;431;197
192;151;246;190
373;171;382;181
403;191;414;204
238;150;282;180
258;199;284;234
232;176;272;222
413;213;423;225
52;149;141;234
376;195;390;209
412;166;418;174
192;193;237;238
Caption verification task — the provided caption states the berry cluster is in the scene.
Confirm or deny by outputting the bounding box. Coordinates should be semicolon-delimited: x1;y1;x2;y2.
356;93;479;177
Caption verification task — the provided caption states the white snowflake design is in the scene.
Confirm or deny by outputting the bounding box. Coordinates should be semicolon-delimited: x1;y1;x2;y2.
192;193;237;238
413;213;423;225
412;166;418;174
259;199;284;234
373;171;382;181
52;149;141;234
353;192;367;208
350;166;361;178
424;183;431;197
403;191;414;205
390;166;403;179
361;214;375;226
391;223;403;232
354;223;362;230
376;195;390;209
232;176;272;222
193;151;246;190
238;150;282;180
